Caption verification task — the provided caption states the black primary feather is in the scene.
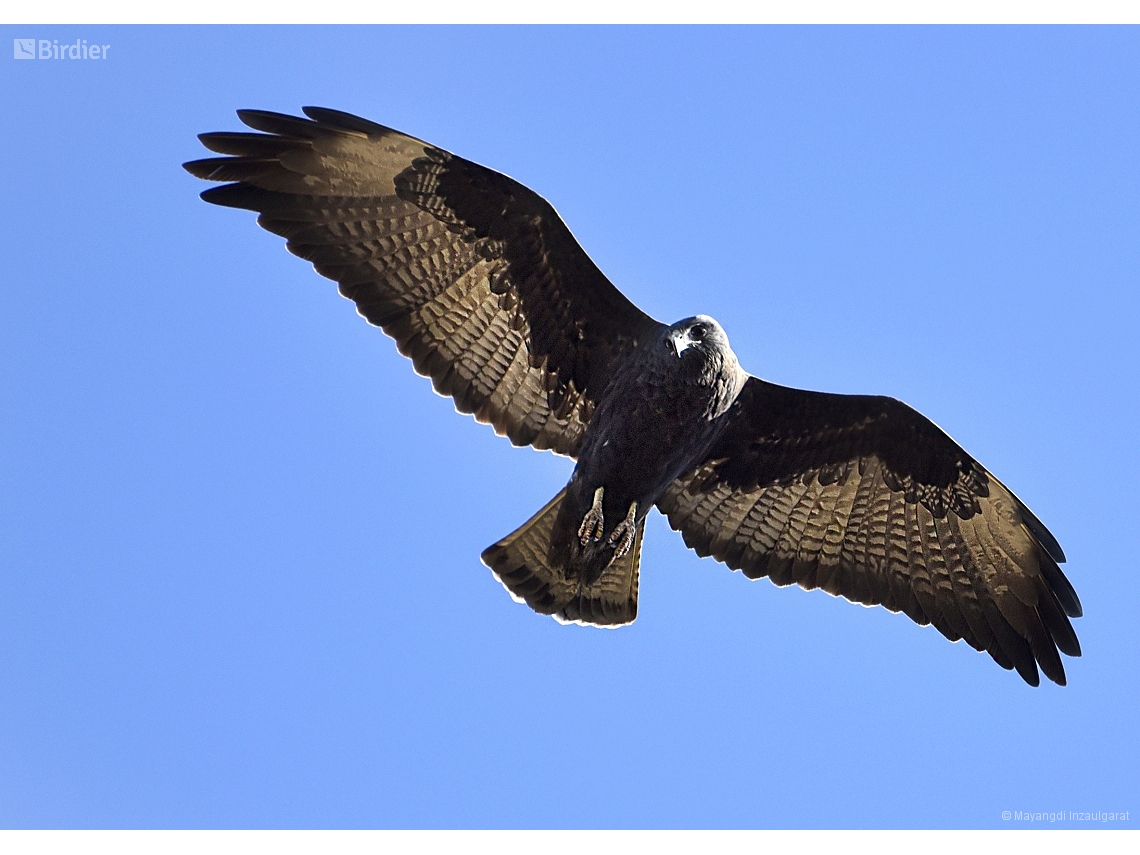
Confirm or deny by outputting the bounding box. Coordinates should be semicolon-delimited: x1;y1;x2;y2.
186;107;1081;686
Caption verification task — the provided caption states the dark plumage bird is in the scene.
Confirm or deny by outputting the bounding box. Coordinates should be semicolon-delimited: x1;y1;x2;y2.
185;107;1082;686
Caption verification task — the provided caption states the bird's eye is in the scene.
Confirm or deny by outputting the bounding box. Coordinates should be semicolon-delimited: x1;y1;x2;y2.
690;323;707;341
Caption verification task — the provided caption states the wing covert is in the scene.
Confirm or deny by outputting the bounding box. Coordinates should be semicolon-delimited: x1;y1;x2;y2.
658;377;1081;686
184;107;662;457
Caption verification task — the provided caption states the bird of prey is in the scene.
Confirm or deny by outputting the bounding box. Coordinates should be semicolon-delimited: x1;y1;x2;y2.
185;106;1082;686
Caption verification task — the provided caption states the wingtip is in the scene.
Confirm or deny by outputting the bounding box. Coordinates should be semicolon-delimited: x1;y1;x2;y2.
198;183;260;210
235;107;302;125
1020;665;1042;688
1018;498;1067;564
233;108;324;138
1038;551;1083;619
300;106;394;136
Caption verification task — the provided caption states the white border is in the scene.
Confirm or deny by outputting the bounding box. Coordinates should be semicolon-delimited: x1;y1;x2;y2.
4;3;1134;845
0;830;1139;854
4;1;1140;24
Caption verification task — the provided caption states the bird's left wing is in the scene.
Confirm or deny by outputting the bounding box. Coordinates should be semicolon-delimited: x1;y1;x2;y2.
657;376;1082;686
184;107;662;457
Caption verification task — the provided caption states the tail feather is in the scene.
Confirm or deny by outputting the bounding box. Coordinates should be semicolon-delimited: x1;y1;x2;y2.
481;488;644;627
556;518;644;627
482;489;578;615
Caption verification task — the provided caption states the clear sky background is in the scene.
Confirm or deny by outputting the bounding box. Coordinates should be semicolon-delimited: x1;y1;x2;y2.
1;26;1137;829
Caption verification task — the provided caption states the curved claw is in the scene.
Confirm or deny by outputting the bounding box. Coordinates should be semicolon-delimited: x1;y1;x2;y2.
607;501;638;559
578;486;605;546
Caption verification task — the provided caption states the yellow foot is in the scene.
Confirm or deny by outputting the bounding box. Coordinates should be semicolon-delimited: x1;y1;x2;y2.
607;501;638;559
578;486;605;546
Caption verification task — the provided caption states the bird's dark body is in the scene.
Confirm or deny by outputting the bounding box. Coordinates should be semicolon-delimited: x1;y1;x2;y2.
185;106;1083;685
550;320;747;584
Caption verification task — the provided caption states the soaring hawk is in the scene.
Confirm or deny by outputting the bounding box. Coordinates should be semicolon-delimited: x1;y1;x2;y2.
186;107;1081;686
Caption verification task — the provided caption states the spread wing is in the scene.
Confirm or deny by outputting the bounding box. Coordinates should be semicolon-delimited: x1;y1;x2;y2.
184;107;662;457
657;377;1082;686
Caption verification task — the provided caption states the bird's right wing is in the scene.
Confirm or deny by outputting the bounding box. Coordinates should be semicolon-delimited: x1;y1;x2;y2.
657;376;1081;686
184;107;663;457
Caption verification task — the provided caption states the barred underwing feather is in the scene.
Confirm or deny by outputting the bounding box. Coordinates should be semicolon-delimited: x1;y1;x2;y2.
186;107;660;458
188;107;1081;685
658;376;1081;686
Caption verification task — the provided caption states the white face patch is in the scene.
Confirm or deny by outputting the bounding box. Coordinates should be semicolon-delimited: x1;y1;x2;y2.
669;317;719;357
669;327;693;356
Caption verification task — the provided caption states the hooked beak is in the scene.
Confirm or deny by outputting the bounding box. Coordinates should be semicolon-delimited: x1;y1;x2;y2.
669;328;690;357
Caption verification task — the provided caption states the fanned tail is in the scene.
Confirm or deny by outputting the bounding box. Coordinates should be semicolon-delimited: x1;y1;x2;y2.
555;519;644;627
481;488;644;627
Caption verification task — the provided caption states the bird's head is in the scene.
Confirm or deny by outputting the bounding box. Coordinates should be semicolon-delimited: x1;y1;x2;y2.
663;315;745;410
665;315;730;361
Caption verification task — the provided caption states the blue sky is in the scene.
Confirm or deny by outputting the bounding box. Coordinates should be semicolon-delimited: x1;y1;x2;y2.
1;26;1137;829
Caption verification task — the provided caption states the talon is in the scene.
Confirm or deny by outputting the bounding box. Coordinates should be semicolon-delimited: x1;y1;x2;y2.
578;486;605;546
607;501;638;559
